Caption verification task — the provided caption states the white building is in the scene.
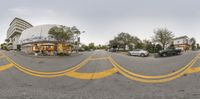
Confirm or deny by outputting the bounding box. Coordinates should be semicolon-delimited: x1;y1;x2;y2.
173;36;191;50
19;24;73;55
6;17;33;50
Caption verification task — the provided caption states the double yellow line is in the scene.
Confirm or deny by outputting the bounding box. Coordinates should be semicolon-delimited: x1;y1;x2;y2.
0;51;200;83
0;63;14;71
4;55;92;78
108;53;200;83
1;53;117;79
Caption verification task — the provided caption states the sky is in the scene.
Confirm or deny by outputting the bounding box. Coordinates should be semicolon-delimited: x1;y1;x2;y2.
0;0;200;45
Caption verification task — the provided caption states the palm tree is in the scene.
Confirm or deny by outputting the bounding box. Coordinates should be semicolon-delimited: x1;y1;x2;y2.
70;26;81;52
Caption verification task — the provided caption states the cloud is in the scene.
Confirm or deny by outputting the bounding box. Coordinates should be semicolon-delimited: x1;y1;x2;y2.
9;7;32;16
8;7;56;17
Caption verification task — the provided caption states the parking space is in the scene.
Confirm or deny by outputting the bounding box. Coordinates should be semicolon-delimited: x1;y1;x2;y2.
1;50;200;98
0;50;199;83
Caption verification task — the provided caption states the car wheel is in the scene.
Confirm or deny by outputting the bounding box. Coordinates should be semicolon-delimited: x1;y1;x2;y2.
140;53;145;57
162;53;167;57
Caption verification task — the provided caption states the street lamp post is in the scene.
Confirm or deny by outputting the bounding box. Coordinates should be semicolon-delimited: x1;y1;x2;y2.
75;31;85;54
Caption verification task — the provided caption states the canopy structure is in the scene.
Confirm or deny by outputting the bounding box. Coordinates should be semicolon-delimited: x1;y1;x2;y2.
19;24;57;45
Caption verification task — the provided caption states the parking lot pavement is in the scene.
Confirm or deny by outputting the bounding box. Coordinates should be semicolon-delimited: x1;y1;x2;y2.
109;51;200;76
0;50;200;99
2;50;93;72
1;50;200;80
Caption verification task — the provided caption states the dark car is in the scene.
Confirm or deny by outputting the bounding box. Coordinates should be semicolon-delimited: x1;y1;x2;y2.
158;49;182;57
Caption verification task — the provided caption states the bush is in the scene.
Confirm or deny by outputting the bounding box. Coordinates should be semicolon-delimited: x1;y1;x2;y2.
155;44;162;53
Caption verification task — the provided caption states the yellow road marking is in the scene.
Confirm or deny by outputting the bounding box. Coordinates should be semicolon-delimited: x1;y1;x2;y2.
108;53;200;79
66;67;118;79
1;51;200;83
3;55;117;79
0;52;116;79
89;57;108;61
186;66;200;74
0;63;14;71
3;56;92;78
4;54;92;75
108;56;198;83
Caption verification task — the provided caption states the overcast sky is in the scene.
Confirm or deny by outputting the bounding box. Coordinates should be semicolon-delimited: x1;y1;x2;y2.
0;0;200;45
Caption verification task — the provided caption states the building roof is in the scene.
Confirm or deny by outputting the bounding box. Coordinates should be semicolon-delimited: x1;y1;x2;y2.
9;17;33;27
173;35;188;40
19;24;75;44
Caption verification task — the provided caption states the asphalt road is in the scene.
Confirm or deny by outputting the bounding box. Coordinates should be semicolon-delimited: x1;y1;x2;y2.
0;50;200;99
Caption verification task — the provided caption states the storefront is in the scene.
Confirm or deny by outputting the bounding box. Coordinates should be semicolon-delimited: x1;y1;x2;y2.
21;42;71;55
19;24;73;56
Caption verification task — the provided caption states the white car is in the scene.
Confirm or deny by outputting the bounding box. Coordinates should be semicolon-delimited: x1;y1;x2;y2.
128;49;149;57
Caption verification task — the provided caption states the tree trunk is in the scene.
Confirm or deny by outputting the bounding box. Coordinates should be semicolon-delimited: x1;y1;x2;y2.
54;42;58;55
162;44;165;50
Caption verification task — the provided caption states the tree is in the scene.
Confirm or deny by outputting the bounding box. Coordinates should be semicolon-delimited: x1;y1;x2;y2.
197;43;200;49
0;44;3;49
5;39;10;43
109;36;121;50
88;43;95;50
81;44;90;51
49;25;74;42
153;28;174;50
116;32;132;51
134;42;144;49
70;26;81;45
1;43;8;51
130;36;143;49
109;32;142;51
168;42;175;49
48;25;80;54
190;37;196;50
143;40;154;53
155;44;163;53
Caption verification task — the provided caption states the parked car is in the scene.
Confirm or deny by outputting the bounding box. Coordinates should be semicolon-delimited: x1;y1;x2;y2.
158;48;182;57
128;49;149;57
108;48;116;52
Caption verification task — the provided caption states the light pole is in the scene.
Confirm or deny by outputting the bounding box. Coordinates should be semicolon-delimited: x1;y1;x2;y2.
75;31;85;54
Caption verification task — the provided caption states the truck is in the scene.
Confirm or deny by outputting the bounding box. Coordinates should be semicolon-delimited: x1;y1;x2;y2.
158;48;182;57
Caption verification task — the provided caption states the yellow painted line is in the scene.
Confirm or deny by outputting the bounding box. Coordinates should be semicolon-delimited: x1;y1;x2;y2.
1;50;200;82
108;56;198;83
66;67;118;79
5;56;117;78
3;54;92;75
186;66;200;74
8;57;91;78
13;65;67;78
89;57;108;61
108;53;200;79
0;63;14;71
0;51;93;78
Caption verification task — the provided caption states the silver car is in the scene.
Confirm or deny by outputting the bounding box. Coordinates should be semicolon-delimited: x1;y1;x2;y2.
128;49;149;57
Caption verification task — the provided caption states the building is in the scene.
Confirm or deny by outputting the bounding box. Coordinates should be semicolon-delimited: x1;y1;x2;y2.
19;24;73;55
173;36;191;50
6;17;33;50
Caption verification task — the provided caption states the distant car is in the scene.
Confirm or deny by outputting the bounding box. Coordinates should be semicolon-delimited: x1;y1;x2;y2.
108;48;116;52
128;49;149;57
158;49;182;57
